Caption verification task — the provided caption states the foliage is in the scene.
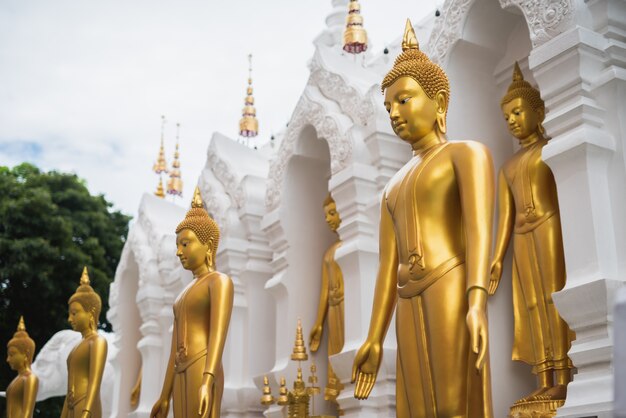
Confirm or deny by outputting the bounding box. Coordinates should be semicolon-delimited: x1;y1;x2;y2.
0;163;131;416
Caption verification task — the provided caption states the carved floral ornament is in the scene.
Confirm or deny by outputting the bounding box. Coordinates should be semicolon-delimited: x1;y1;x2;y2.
265;95;353;210
426;0;574;65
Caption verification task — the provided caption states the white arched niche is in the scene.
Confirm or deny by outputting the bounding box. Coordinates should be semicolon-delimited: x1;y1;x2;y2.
441;0;537;415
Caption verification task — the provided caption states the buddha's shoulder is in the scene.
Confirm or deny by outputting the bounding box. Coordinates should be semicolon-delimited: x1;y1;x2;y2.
445;140;491;158
207;271;233;288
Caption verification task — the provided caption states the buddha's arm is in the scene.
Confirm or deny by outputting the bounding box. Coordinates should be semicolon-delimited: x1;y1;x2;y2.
366;193;398;344
21;374;38;418
203;274;234;379
310;254;330;352
453;142;494;294
489;169;514;294
83;337;107;414
61;397;69;418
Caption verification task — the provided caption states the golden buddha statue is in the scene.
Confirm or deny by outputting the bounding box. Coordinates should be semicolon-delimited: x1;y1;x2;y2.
489;63;574;409
309;194;345;402
5;316;39;418
351;20;495;417
151;187;234;418
61;267;108;418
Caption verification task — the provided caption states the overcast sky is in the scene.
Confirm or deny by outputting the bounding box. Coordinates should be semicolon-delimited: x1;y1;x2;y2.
0;0;434;216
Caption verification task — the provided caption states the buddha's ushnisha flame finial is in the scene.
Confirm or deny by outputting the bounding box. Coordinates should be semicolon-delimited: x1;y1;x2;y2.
512;61;524;82
402;18;419;52
239;54;259;138
80;266;90;286
166;123;183;197
291;318;308;361
342;0;368;54
17;315;26;332
153;115;168;175
155;177;165;198
191;186;204;209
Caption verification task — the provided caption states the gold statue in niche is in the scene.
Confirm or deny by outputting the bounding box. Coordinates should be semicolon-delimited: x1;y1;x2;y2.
62;267;108;418
351;20;495;417
5;316;39;418
309;194;345;402
489;63;574;413
151;187;233;418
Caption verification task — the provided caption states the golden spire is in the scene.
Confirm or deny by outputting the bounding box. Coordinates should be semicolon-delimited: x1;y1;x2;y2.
17;315;26;332
342;0;368;54
166;123;183;198
308;362;320;396
260;376;275;405
154;177;165;198
291;318;308;361
402;19;419;52
191;186;203;208
152;115;168;175
239;54;259;138
277;377;289;406
512;61;524;82
80;266;90;286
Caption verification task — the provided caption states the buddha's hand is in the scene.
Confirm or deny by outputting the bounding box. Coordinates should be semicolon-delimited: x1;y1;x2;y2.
198;373;215;418
351;340;382;400
466;306;488;371
149;398;169;418
488;260;503;295
309;324;323;352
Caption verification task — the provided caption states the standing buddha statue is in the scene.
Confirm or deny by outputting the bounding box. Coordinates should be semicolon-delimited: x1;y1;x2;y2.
351;20;495;417
309;193;345;403
489;62;574;411
61;267;108;418
5;316;39;418
151;187;234;418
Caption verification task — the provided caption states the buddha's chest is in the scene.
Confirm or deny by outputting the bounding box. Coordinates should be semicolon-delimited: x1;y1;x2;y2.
6;376;23;403
173;279;210;321
67;339;91;376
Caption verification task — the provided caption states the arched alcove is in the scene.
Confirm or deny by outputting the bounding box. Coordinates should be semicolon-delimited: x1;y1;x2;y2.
444;0;536;415
110;251;142;417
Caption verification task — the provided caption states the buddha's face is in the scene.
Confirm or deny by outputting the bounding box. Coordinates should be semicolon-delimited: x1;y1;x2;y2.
176;229;211;272
6;345;28;371
502;97;542;140
384;76;439;144
324;201;341;232
68;301;93;333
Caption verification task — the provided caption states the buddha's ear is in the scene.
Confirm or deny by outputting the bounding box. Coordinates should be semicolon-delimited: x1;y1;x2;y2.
435;90;448;134
206;239;214;268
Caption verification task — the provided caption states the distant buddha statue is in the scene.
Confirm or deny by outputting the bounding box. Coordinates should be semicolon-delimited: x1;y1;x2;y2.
351;20;495;417
61;267;108;418
5;316;39;418
309;194;345;402
489;62;574;408
151;187;234;418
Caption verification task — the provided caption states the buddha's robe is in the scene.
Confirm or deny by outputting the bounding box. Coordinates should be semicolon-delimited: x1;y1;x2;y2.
6;372;38;418
65;334;107;418
172;272;227;418
324;241;344;393
501;139;573;372
384;141;493;418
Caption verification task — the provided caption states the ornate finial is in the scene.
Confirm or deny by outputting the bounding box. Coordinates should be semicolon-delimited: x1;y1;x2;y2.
17;316;26;332
166;123;183;198
152;115;168;175
80;266;90;286
191;186;204;209
402;18;419;51
308;362;321;396
239;54;259;138
260;376;275;405
277;377;289;406
342;0;368;54
512;61;524;82
291;318;308;362
154;177;165;198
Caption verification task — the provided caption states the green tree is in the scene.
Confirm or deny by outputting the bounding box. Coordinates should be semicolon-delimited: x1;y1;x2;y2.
0;163;131;416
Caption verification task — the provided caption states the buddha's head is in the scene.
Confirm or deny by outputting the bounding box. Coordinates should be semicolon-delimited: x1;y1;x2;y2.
6;316;35;371
68;267;102;333
501;62;545;141
323;194;341;232
175;187;220;274
382;20;450;144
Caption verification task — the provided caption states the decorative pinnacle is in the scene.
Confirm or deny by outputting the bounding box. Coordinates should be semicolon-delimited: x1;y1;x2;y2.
277;377;289;406
80;266;90;286
153;115;168;175
291;318;308;361
308;362;321;396
155;177;165;198
17;316;26;332
166;123;183;197
402;18;419;52
260;375;275;405
191;186;204;209
239;53;259;138
342;0;368;54
512;61;524;82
